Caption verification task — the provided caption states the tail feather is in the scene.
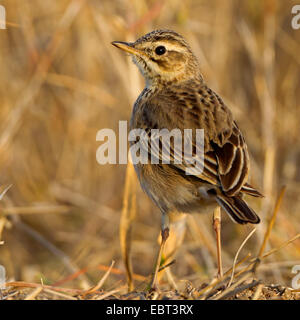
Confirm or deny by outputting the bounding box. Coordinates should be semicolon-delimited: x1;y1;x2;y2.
241;183;264;198
216;194;260;224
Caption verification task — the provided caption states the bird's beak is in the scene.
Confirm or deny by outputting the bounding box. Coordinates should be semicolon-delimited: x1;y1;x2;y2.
111;41;145;57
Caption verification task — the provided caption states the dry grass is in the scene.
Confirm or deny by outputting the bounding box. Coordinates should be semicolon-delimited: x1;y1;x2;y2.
0;0;300;300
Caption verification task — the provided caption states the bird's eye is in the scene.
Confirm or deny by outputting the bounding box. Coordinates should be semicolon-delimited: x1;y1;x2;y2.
155;46;166;55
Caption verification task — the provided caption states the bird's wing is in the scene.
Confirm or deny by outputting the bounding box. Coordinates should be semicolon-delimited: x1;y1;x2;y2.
133;83;258;197
169;120;250;197
210;121;250;196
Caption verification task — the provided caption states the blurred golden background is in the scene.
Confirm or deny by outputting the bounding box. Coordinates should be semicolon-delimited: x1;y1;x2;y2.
0;0;300;292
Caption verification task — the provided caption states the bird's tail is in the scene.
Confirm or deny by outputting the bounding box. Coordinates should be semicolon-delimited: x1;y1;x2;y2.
241;183;264;198
216;194;260;224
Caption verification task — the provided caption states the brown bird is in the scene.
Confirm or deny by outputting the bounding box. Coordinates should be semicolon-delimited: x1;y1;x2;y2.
112;30;263;290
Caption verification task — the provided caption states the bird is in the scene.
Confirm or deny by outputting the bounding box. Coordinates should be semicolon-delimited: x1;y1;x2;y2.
112;29;263;290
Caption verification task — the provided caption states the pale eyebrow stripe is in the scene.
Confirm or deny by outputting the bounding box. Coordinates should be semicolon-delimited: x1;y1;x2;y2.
152;42;187;53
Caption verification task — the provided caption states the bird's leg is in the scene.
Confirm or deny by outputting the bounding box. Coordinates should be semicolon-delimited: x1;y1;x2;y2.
150;214;169;290
213;206;223;278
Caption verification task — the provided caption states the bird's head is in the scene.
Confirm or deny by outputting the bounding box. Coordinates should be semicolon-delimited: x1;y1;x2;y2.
112;30;202;87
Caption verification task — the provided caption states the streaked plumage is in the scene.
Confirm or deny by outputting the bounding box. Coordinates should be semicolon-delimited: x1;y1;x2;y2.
112;30;262;226
112;29;264;288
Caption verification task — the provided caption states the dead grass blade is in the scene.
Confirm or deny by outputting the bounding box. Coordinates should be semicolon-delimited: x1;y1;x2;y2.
12;217;91;289
233;234;300;280
0;184;12;200
258;186;286;258
227;228;257;287
5;281;83;295
211;272;252;300
52;263;146;288
2;205;70;215
252;283;264;300
0;217;7;245
0;0;86;152
197;232;300;300
196;253;252;299
260;234;300;260
216;279;261;300
42;288;78;300
120;159;137;291
96;286;126;300
81;260;115;296
24;286;44;300
46;73;116;107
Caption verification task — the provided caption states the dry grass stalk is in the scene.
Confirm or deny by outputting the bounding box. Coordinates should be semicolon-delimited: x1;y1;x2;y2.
0;0;299;300
0;185;12;201
196;230;300;300
120;159;137;291
219;279;261;300
195;253;252;299
5;281;84;295
227;228;257;288
0;217;6;245
45;73;116;107
0;0;86;152
53;263;146;288
81;260;115;296
2;205;71;216
257;186;287;258
42;288;78;300
259;234;300;261
231;234;300;281
96;286;126;300
212;272;252;300
24;286;44;300
0;185;12;245
157;213;187;284
252;283;264;300
12;217;91;289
